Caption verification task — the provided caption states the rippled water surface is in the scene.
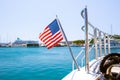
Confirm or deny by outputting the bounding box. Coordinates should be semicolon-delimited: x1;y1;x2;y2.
0;47;119;80
0;47;81;80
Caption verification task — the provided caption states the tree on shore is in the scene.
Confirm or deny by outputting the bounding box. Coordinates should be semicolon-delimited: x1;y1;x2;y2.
72;34;120;46
73;40;85;46
112;35;120;39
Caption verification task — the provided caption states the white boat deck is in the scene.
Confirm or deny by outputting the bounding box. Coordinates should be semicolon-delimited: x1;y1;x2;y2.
62;68;100;80
62;59;102;80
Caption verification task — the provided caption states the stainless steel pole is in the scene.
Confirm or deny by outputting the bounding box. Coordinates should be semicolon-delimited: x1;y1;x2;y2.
94;28;98;60
84;7;89;72
99;31;102;57
104;33;106;55
108;36;111;53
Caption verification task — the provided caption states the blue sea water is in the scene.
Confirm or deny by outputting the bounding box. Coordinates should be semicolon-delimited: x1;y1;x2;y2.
0;47;120;80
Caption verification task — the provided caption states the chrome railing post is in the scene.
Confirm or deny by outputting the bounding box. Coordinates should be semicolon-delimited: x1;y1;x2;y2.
94;28;98;59
104;33;106;55
108;36;111;53
84;7;89;72
99;31;102;57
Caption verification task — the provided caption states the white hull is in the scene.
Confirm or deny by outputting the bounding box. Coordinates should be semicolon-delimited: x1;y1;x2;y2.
62;69;100;80
62;58;102;80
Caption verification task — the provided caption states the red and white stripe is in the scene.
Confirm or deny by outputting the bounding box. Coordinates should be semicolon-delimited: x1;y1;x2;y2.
39;26;63;49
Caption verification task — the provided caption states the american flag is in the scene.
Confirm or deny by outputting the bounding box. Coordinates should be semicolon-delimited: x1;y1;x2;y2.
39;19;63;49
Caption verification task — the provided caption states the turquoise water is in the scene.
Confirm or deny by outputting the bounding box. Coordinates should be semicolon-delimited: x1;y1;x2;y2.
0;47;120;80
0;47;82;80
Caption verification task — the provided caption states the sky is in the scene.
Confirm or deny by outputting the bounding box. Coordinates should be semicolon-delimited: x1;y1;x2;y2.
0;0;120;43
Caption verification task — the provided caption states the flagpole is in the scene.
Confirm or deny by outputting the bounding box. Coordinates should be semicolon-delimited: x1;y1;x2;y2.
56;15;80;71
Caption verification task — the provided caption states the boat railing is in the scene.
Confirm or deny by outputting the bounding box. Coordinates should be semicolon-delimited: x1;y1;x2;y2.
72;7;111;72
